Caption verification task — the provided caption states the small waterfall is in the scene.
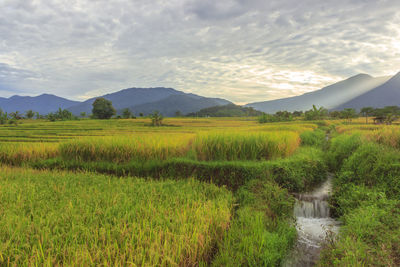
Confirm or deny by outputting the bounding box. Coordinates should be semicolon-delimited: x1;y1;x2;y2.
294;198;330;218
284;175;340;267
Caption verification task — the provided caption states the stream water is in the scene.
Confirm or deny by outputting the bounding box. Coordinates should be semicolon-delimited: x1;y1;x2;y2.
284;174;340;266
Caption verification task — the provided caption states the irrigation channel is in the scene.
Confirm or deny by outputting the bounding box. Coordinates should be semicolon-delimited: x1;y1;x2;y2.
284;173;341;266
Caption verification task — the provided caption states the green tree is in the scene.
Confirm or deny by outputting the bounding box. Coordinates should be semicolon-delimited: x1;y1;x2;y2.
122;108;132;119
25;110;35;119
55;108;73;120
0;109;8;125
150;111;163;126
47;113;57;122
385;113;397;125
360;107;374;124
10;111;22;120
292;110;303;117
92;98;116;119
341;108;357;122
80;112;87;118
329;110;341;119
304;105;327;120
258;113;278;123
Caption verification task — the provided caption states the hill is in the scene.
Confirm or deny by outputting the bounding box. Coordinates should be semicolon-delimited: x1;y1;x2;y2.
67;87;182;115
186;104;262;117
334;72;400;110
68;87;231;116
126;94;232;117
0;94;80;114
246;74;390;113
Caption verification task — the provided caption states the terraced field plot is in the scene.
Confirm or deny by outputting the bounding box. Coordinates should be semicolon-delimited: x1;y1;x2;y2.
3;118;397;266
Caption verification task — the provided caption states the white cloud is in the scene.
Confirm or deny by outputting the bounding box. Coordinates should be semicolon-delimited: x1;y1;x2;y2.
0;0;399;103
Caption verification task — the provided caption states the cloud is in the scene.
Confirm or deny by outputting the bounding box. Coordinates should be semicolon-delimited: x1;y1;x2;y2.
0;0;399;103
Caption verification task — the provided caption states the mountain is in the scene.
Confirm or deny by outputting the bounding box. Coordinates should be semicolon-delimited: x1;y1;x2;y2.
186;104;262;117
0;94;80;114
0;87;232;116
125;94;232;117
68;87;231;116
246;74;390;113
334;72;400;110
67;87;182;115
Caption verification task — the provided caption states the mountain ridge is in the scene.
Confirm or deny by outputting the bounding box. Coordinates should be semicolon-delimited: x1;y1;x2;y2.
334;72;400;110
67;87;232;116
246;73;392;113
0;94;80;114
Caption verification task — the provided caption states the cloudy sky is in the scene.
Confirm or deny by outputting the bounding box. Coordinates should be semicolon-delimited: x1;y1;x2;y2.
0;0;399;104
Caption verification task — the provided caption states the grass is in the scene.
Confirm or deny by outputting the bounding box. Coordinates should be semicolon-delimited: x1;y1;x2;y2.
320;132;400;266
300;129;326;147
193;131;300;161
0;118;335;265
212;179;296;266
0;167;233;266
0;119;313;165
30;146;327;192
0;142;59;165
60;133;195;162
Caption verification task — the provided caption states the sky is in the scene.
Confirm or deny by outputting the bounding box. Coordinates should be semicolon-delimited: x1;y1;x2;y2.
0;0;399;104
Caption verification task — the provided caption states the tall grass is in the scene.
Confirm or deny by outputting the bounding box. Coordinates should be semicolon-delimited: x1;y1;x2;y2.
364;127;400;149
320;133;400;266
300;129;326;147
193;131;300;161
0;167;233;266
212;179;296;266
60;133;195;162
0;142;59;164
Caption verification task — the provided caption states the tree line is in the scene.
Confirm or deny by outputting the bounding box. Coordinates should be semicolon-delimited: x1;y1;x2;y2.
0;98;163;126
258;105;400;124
2;98;399;126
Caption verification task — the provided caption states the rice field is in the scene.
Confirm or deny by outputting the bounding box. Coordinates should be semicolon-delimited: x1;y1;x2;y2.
5;117;395;265
334;124;400;149
0;118;310;164
60;133;195;162
0;167;233;266
193;131;300;161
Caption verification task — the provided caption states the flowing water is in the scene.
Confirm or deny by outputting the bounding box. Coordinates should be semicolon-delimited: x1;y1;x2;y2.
284;174;340;266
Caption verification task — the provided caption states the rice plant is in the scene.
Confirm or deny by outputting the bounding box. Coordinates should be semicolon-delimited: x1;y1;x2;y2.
0;167;233;266
60;133;195;162
192;131;300;161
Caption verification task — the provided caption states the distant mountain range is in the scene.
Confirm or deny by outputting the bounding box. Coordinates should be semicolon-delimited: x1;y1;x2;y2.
1;71;399;116
126;94;231;117
246;73;395;113
68;87;231;116
0;87;231;116
0;94;79;114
